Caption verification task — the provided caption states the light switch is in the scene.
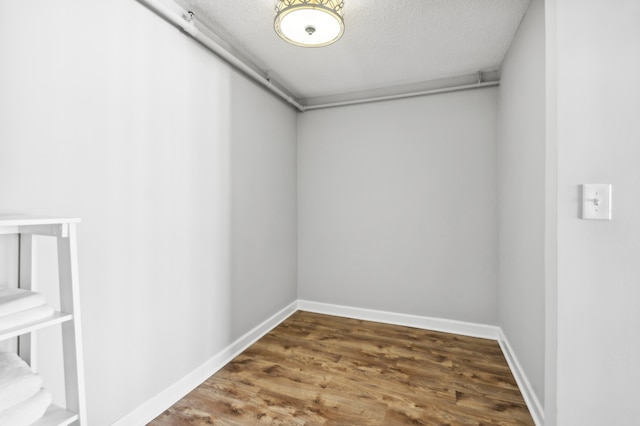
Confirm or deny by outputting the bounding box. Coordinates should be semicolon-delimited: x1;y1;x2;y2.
582;184;612;220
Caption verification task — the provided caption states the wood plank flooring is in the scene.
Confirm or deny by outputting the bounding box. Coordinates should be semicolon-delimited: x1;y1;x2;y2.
150;311;534;425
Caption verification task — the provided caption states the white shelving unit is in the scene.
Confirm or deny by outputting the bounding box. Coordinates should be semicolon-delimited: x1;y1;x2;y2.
0;216;86;425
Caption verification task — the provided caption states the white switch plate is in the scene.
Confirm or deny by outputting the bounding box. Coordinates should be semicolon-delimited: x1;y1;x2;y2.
582;184;612;220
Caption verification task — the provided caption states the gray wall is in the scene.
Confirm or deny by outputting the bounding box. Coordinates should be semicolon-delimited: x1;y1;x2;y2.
298;89;499;325
550;0;640;424
0;1;297;424
497;0;546;407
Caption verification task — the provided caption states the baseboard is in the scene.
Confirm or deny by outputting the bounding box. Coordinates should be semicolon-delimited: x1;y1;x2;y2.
112;300;298;426
299;300;544;424
297;299;501;340
114;299;543;426
498;331;545;426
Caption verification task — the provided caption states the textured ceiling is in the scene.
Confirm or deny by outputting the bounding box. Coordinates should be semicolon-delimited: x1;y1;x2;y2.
171;0;530;103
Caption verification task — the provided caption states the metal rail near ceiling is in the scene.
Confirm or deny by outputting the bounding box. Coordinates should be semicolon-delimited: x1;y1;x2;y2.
136;0;499;112
303;81;500;110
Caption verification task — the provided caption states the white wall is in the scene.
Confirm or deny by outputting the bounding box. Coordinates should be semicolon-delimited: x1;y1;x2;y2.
497;0;546;409
0;1;297;424
551;1;640;425
228;73;298;337
298;89;499;324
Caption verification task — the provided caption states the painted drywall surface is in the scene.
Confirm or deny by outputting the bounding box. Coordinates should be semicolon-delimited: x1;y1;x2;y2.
228;71;298;338
497;0;545;407
553;0;640;424
543;1;558;423
0;0;297;424
298;89;499;325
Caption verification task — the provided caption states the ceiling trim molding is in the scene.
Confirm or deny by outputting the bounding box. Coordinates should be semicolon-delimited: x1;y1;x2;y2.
304;80;500;111
135;0;306;111
136;0;501;112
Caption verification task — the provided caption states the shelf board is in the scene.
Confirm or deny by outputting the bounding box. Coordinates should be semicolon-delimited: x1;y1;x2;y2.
32;404;78;426
0;311;73;342
0;216;80;237
0;216;81;226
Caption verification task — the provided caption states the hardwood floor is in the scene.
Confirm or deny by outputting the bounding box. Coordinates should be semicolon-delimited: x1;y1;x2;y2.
150;311;534;425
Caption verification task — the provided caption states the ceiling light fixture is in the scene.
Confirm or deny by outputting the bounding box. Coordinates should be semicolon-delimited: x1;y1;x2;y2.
274;0;345;48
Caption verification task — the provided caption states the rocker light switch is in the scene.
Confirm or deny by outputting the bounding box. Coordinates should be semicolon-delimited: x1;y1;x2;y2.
582;184;612;220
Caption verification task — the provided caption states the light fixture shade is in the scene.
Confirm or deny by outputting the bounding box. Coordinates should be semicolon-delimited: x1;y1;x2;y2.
274;0;345;47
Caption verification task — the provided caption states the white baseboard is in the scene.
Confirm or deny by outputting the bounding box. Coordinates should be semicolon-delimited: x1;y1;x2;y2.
297;299;501;340
112;300;298;426
114;299;543;426
498;330;545;426
298;300;543;424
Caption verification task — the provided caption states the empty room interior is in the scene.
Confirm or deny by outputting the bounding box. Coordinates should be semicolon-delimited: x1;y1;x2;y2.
0;0;639;425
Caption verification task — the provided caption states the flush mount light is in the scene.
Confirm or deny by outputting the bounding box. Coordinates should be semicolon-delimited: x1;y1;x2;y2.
274;0;345;47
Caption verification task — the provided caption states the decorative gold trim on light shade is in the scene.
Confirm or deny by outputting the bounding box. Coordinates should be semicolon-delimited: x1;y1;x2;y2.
274;0;345;47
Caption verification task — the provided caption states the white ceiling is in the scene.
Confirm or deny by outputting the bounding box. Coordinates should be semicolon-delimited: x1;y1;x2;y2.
171;0;530;105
